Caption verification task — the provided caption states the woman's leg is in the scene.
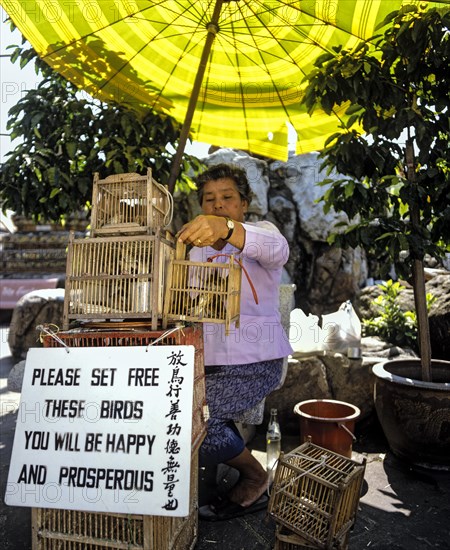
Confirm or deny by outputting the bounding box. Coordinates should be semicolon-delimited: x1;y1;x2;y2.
225;447;268;507
199;419;245;467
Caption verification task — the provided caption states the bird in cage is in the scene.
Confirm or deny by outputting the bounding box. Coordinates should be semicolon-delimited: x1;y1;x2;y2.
104;199;146;227
118;247;151;275
186;268;227;320
113;244;152;312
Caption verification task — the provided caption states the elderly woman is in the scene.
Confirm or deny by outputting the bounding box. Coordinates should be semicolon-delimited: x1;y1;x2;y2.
177;163;292;521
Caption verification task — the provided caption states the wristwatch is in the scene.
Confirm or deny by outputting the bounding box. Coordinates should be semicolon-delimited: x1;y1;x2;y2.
224;217;235;240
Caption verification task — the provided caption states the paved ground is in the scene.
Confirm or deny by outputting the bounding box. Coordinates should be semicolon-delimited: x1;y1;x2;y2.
1;321;449;549
195;425;450;550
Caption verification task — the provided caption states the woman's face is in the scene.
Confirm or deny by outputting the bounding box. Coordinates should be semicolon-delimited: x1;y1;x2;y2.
201;177;248;222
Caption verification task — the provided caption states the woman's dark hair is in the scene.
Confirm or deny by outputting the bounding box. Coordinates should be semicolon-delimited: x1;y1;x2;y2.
195;163;252;205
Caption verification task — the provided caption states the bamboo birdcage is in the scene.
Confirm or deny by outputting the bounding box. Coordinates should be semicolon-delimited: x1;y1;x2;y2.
268;441;366;550
63;233;174;329
163;243;242;334
90;169;172;236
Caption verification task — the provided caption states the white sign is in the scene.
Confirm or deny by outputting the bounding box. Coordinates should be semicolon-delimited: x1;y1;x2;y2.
5;345;194;516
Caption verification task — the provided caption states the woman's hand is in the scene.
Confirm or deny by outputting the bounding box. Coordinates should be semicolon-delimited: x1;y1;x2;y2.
176;215;229;247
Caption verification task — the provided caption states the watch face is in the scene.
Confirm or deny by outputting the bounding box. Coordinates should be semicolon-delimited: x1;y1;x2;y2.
224;218;234;240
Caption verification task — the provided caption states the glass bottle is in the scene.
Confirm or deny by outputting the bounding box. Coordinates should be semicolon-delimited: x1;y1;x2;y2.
266;408;281;480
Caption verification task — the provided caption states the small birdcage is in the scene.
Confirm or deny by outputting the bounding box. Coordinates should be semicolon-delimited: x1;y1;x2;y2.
268;441;366;550
163;243;242;334
63;232;174;329
90;169;173;236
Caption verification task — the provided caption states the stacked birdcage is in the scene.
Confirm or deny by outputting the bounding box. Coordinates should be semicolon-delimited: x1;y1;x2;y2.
90;169;173;236
268;441;366;550
63;232;175;329
63;169;175;330
46;171;208;550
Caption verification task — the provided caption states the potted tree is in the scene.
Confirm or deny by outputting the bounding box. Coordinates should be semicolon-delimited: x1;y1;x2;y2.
302;5;450;469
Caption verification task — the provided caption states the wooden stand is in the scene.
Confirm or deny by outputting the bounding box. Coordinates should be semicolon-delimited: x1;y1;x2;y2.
31;453;199;550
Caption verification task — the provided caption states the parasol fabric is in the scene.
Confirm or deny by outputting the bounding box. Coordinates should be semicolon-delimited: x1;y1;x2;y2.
2;0;447;164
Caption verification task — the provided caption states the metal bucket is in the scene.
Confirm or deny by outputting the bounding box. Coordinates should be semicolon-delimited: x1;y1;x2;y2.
294;399;360;458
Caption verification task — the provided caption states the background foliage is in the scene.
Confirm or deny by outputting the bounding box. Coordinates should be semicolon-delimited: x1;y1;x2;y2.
362;280;436;353
0;34;202;222
303;6;450;281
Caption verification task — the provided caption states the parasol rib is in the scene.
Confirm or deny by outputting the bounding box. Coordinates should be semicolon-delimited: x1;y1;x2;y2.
168;0;225;193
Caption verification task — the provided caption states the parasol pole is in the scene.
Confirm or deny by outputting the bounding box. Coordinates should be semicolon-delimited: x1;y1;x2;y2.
167;0;225;194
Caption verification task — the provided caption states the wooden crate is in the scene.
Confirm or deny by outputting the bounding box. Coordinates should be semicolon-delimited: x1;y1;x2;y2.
64;233;174;329
268;442;366;549
42;325;207;452
163;243;241;334
31;452;199;549
90;169;172;236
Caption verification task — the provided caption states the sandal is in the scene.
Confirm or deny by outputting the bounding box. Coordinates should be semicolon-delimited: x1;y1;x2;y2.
198;491;269;522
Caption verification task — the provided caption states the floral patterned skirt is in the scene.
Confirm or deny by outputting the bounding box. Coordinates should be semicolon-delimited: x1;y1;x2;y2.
199;358;283;466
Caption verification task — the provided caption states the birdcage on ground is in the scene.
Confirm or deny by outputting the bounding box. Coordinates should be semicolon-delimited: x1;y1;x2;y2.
268;441;366;550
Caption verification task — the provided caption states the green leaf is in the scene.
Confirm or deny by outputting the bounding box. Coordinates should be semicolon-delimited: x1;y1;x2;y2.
345;103;363;115
344;181;355;198
65;141;77;159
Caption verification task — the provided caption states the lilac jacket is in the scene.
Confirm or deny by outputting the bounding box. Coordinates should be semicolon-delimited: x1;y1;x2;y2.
189;221;293;366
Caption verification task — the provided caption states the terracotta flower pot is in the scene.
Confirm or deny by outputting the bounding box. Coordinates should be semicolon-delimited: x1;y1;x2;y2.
372;359;450;470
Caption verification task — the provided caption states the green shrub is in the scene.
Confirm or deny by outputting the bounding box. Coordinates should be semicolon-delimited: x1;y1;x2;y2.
362;280;435;353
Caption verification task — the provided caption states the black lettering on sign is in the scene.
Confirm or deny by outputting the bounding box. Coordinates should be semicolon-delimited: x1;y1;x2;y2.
91;368;117;386
54;432;81;452
127;368;160;386
24;430;49;450
99;400;143;419
31;368;81;386
44;399;86;418
105;433;156;454
58;466;153;491
84;433;103;452
17;464;47;484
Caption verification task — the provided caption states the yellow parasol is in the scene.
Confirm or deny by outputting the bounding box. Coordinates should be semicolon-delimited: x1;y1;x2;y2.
1;0;446;190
